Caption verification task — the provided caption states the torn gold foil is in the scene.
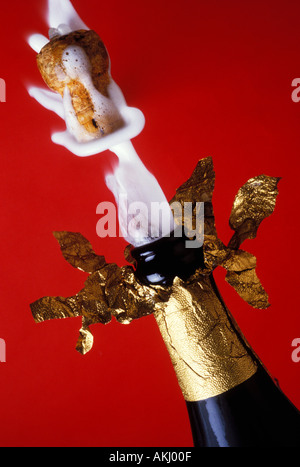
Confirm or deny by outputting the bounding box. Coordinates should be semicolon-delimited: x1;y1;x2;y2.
30;157;280;399
222;249;270;309
53;231;106;273
228;174;280;250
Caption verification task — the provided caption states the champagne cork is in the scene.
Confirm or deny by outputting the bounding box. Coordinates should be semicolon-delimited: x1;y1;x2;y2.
37;29;124;142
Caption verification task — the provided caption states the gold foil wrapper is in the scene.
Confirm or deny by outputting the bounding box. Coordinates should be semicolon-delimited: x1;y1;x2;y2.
154;276;257;401
30;157;280;399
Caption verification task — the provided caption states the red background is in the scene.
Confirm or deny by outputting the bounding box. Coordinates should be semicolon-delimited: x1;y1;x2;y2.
0;0;300;447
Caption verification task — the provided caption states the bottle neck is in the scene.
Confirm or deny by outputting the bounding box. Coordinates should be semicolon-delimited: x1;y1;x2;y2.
130;232;258;402
130;230;205;286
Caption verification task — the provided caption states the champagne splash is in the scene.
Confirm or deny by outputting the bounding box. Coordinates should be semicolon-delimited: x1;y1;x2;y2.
48;0;88;31
27;0;175;247
106;142;174;246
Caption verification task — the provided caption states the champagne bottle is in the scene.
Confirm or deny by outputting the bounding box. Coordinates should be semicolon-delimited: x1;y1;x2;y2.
186;363;300;447
131;232;300;448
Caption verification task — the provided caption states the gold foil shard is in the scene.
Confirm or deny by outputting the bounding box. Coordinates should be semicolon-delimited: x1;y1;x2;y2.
31;295;81;323
228;175;280;249
106;266;159;324
77;272;111;324
201;235;228;272
226;269;270;309
170;157;223;273
170;157;217;237
171;162;279;309
53;231;106;273
171;157;215;205
222;249;257;272
30;269;112;354
76;326;94;355
222;249;270;308
222;248;271;309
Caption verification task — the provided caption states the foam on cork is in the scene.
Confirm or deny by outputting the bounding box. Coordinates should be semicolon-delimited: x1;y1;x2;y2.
37;29;124;143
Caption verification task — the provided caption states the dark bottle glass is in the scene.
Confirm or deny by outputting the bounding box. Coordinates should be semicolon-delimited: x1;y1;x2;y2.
130;229;206;287
131;231;300;447
186;365;300;447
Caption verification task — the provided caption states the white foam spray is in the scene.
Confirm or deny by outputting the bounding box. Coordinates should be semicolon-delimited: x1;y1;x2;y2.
27;0;175;246
48;0;88;31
